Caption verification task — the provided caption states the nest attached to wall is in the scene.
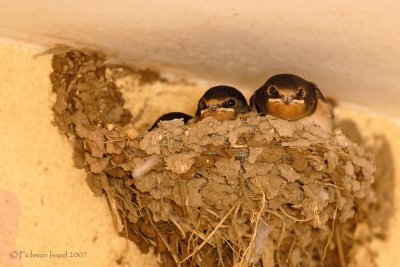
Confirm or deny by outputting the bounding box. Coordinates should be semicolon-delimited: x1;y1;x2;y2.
51;48;375;266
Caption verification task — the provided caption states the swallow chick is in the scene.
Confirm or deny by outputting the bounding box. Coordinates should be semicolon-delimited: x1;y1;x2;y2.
195;85;249;122
149;112;193;131
250;74;333;132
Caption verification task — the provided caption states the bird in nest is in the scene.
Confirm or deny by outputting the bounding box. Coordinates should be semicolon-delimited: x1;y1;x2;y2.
250;74;334;132
195;85;250;122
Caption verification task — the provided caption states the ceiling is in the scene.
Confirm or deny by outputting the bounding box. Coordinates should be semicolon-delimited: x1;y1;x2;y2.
1;0;399;116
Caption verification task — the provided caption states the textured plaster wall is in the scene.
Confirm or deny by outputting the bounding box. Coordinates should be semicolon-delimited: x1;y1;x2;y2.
0;43;159;267
1;0;399;116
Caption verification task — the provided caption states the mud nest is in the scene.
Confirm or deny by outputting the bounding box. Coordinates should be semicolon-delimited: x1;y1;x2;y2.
51;48;376;266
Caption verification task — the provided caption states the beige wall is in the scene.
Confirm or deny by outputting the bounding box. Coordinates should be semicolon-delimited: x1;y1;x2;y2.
1;0;399;116
0;43;159;267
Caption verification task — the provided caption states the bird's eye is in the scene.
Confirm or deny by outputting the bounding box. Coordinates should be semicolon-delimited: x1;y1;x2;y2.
223;99;236;108
296;88;305;98
199;100;207;110
268;86;278;96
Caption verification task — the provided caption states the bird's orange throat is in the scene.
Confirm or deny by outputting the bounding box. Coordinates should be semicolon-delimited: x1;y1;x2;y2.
267;102;306;121
200;110;236;122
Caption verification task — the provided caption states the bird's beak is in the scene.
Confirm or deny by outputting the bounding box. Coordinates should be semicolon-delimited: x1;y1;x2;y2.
209;105;218;111
200;105;218;115
282;96;293;105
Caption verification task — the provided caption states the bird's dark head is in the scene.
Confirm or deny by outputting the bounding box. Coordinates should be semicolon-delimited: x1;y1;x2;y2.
252;74;322;120
195;85;249;122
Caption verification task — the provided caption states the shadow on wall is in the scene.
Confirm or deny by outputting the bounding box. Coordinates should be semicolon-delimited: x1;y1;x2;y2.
338;120;396;238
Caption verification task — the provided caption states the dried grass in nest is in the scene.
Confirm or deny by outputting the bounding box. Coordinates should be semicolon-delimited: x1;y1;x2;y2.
51;47;376;267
